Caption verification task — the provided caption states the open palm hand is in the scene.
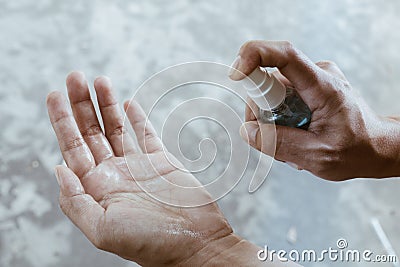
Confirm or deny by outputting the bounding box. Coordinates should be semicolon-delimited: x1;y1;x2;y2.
47;72;233;266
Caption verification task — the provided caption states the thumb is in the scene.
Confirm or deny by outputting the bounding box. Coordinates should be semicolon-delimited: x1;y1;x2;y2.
239;121;315;166
54;165;104;247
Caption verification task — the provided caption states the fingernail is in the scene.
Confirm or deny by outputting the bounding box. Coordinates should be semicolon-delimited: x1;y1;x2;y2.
240;122;259;146
228;56;244;80
54;167;61;186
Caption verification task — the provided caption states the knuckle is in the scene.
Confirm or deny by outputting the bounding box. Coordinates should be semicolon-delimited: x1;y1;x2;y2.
144;131;153;141
240;40;257;51
319;83;347;108
317;60;337;68
280;41;300;59
326;86;343;99
281;41;306;67
281;40;295;52
240;40;299;61
109;125;126;137
62;136;86;152
240;40;264;55
82;124;103;137
144;129;156;140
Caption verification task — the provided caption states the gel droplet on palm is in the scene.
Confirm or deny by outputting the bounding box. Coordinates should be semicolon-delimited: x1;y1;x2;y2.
241;67;311;129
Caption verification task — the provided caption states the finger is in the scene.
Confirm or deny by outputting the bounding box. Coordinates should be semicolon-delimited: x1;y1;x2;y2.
94;76;137;156
239;121;316;166
316;60;347;81
47;91;95;178
231;40;333;111
271;70;293;88
55;165;104;247
245;97;258;122
66;72;113;164
124;100;164;153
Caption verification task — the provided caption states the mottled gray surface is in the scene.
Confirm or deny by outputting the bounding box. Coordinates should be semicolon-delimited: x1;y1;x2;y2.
1;0;400;266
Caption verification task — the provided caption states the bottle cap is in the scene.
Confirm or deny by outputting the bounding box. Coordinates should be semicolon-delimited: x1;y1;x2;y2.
241;67;286;110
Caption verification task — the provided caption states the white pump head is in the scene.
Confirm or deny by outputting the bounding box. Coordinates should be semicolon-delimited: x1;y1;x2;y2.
241;67;286;110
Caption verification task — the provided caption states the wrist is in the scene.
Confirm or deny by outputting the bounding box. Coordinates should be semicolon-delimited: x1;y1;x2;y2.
370;116;400;178
180;234;300;266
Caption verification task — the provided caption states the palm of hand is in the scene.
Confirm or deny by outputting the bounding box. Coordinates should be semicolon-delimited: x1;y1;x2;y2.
86;155;230;265
48;73;231;266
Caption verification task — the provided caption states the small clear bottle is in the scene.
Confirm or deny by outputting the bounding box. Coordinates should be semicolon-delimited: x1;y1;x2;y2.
242;67;311;129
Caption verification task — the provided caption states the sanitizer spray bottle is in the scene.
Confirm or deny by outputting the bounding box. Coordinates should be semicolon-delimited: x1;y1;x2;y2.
242;67;311;129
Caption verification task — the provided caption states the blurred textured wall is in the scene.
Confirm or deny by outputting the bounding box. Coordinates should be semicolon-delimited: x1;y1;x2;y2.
0;1;399;266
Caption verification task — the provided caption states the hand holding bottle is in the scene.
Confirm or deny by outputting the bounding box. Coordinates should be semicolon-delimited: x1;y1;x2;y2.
230;40;400;181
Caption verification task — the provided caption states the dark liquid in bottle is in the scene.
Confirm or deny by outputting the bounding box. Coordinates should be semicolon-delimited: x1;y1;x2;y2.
259;87;311;129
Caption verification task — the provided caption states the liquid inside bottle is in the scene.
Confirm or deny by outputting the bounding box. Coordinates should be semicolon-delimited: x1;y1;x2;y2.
259;87;311;129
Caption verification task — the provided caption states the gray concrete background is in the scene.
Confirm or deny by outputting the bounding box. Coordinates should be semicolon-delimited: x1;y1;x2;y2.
0;0;399;266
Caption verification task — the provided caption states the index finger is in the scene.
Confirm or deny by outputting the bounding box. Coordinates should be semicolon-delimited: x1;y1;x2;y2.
232;40;333;111
47;91;95;178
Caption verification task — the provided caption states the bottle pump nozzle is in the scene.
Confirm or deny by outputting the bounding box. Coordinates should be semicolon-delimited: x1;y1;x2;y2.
241;67;286;110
